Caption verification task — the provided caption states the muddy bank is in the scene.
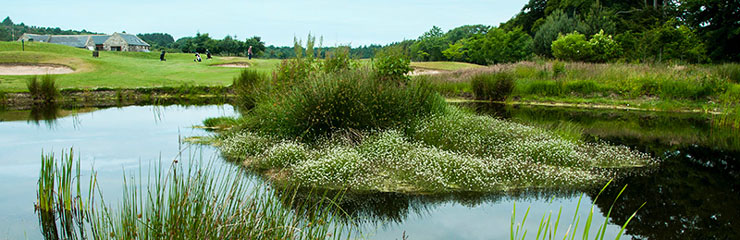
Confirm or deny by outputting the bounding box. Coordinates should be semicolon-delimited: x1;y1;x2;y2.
1;87;234;110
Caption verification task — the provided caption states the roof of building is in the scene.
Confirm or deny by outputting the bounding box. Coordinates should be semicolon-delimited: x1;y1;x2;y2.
90;35;110;44
118;33;150;46
22;34;51;42
48;35;90;48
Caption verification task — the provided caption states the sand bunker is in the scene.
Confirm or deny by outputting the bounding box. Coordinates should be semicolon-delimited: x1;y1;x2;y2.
0;64;74;75
408;68;444;76
213;62;251;68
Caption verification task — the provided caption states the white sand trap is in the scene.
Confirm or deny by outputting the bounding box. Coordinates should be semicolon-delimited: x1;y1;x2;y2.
408;69;443;76
213;62;250;68
0;64;74;75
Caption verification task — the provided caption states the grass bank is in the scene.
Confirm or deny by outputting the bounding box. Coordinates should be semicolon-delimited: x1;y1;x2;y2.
422;61;740;113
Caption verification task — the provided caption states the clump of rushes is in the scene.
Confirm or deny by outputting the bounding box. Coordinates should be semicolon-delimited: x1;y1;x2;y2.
248;69;446;141
232;69;267;109
27;74;60;103
35;148;354;240
470;71;515;101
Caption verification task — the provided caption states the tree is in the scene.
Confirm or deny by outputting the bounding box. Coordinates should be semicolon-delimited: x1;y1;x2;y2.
679;0;740;61
551;31;593;61
533;10;585;57
410;26;447;61
136;33;175;50
2;16;13;26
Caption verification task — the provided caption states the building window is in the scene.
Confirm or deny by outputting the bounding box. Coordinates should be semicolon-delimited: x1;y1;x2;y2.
96;44;104;50
111;46;121;51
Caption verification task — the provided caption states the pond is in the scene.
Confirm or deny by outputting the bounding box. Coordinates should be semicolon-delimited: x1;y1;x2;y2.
0;103;736;239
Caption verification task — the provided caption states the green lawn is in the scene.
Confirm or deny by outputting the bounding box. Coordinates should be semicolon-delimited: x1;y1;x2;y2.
0;41;280;92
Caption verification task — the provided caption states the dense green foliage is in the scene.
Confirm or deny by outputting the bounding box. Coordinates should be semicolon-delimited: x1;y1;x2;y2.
0;16;101;41
373;47;412;83
136;33;175;50
231;69;266;109
173;33;266;56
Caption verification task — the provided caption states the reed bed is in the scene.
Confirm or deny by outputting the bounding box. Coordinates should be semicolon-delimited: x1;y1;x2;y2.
35;148;354;240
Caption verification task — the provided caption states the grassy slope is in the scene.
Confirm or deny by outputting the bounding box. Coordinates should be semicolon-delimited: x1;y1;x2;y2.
0;41;281;92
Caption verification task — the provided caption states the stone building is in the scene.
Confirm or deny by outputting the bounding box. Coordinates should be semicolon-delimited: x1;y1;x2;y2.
18;32;150;52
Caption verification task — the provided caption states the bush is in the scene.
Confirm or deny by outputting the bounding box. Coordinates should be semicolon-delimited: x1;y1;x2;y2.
470;72;515;101
248;70;447;141
551;32;593;62
27;75;60;103
589;30;621;62
373;47;412;83
322;46;355;73
231;69;266;109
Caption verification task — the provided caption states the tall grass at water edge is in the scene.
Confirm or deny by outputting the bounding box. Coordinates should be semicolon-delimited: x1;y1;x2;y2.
35;148;354;240
470;71;515;101
27;74;60;103
510;180;645;240
246;69;447;141
422;62;738;104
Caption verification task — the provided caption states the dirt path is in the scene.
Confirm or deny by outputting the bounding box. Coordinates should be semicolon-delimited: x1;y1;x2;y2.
408;68;444;76
0;64;74;75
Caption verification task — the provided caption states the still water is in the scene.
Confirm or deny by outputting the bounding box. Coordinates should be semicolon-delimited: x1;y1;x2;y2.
2;103;735;239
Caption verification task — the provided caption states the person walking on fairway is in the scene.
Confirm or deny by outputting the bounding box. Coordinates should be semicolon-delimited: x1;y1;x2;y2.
160;50;166;61
206;49;212;59
247;46;253;60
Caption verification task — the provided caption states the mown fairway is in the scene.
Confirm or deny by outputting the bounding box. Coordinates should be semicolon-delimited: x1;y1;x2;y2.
0;41;280;92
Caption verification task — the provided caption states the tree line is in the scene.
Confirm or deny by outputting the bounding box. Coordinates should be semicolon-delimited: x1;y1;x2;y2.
384;0;739;64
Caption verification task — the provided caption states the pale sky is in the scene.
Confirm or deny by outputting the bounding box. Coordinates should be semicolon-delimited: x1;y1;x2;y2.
3;0;527;46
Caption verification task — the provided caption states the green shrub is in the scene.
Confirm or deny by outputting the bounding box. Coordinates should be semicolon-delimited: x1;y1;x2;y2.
470;71;515;101
322;46;355;73
589;30;621;62
373;47;412;83
27;75;60;103
232;69;266;109
533;10;586;57
551;32;593;62
248;70;447;141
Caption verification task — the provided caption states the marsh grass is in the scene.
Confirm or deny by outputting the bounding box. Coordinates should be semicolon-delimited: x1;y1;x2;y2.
425;61;739;106
35;148;354;239
232;69;267;109
218;107;654;193
248;69;447;141
510;180;645;240
27;75;60;103
471;71;515;101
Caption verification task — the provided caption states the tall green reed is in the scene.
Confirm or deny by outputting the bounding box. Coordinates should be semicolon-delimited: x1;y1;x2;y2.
510;180;645;240
35;148;354;239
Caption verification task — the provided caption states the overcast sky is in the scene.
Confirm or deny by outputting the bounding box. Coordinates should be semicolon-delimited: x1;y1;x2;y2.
3;0;527;46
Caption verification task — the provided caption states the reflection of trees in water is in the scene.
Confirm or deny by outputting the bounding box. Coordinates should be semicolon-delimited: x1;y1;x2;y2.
279;187;583;227
591;136;740;240
456;102;740;239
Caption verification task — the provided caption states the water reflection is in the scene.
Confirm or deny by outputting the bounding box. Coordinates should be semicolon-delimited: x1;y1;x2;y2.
457;102;740;240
